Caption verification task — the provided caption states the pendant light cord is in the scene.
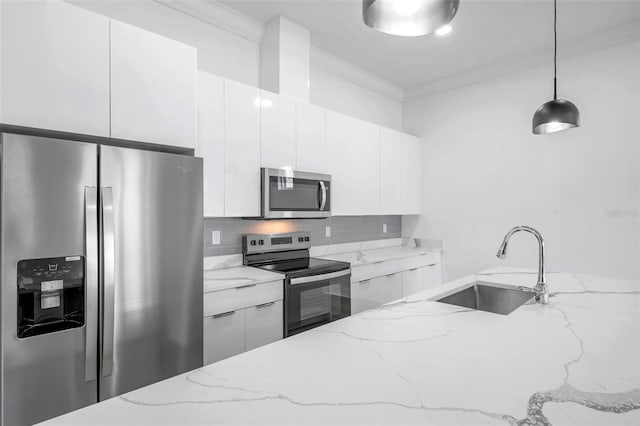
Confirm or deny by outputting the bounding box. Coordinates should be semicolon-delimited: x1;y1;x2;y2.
553;0;558;100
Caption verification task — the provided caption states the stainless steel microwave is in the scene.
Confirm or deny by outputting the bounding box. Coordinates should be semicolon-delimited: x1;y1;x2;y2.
261;168;331;219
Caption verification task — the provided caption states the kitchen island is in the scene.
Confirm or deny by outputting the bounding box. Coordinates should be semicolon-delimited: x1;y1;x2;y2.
41;267;640;425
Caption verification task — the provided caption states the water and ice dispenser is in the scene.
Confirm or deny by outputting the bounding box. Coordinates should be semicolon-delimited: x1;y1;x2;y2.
17;256;85;338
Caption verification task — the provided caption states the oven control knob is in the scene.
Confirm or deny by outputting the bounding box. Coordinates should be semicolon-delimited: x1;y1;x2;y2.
298;237;304;242
304;237;310;242
250;240;257;246
258;239;264;245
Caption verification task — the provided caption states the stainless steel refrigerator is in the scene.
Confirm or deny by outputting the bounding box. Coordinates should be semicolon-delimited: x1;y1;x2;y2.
0;132;203;425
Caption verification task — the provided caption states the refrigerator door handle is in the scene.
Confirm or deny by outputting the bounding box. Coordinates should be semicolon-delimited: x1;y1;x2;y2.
101;187;116;377
84;187;99;382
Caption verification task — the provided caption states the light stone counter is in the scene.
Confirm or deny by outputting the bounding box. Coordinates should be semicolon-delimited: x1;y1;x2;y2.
41;267;640;425
312;238;443;267
203;266;283;293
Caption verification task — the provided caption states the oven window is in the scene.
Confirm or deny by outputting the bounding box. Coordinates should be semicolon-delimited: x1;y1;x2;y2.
299;287;331;322
268;177;330;211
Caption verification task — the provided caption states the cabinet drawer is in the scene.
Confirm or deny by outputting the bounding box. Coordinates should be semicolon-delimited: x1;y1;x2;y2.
350;258;405;282
204;309;245;365
245;300;283;351
204;280;283;317
403;252;440;271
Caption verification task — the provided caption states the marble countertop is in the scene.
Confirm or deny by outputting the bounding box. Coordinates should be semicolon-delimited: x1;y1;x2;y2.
315;244;441;267
203;266;284;293
41;267;640;425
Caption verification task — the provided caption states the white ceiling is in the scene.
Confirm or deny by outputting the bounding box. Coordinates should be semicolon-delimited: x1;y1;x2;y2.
218;0;640;90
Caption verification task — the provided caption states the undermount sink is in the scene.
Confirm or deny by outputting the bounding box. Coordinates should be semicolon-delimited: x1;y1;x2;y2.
434;282;536;315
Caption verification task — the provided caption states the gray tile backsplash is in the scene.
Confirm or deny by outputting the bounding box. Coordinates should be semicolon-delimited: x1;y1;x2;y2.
203;216;402;257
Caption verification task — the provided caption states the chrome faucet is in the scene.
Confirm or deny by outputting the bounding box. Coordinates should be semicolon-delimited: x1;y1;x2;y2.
496;226;549;304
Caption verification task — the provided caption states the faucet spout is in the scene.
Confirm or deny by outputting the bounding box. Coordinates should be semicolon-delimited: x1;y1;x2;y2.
495;225;548;304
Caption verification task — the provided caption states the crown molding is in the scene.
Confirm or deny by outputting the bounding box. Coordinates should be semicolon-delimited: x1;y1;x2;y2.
404;18;640;103
154;0;265;43
155;0;404;102
310;47;405;102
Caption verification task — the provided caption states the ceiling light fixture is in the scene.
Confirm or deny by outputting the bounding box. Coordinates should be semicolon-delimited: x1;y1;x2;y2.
532;0;580;134
435;24;452;36
363;0;459;37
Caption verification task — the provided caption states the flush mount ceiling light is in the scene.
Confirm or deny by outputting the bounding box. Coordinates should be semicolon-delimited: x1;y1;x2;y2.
532;0;580;134
363;0;459;37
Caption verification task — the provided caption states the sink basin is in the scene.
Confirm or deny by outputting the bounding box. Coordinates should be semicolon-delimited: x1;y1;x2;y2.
434;282;535;315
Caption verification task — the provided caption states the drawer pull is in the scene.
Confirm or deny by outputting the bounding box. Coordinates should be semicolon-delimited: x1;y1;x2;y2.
427;263;437;267
419;253;428;256
359;280;370;284
211;310;236;318
372;261;384;264
236;283;257;290
255;301;276;309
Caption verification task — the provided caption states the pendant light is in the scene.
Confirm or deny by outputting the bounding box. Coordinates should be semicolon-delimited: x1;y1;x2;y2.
532;0;580;134
363;0;459;37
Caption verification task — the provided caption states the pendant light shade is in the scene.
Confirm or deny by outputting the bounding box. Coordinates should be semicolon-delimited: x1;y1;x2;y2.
363;0;459;37
532;0;580;134
532;99;580;134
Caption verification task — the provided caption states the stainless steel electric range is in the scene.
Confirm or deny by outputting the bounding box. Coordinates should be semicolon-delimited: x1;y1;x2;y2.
243;231;351;337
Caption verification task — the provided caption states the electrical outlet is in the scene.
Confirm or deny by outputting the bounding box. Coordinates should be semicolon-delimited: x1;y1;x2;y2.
325;226;331;238
211;230;221;245
383;223;387;233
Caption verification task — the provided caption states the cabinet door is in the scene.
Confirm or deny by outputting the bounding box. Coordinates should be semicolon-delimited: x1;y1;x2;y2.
224;80;261;217
197;71;225;217
260;90;296;170
403;135;422;214
0;0;110;136
296;102;327;173
401;268;421;297
378;273;403;304
351;279;379;314
380;128;405;215
326;111;380;215
204;310;245;365
245;300;283;351
419;263;442;290
110;19;197;149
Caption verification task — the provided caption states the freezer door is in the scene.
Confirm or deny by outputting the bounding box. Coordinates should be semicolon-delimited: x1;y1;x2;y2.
99;145;203;400
0;134;99;425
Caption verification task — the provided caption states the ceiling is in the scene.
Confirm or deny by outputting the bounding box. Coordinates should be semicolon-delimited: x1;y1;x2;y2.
218;0;640;90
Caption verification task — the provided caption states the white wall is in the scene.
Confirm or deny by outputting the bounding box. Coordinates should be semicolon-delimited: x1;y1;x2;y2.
68;0;401;129
403;40;640;282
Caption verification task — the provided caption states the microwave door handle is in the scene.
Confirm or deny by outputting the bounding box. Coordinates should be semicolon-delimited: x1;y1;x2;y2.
101;187;116;377
319;181;327;211
84;187;98;382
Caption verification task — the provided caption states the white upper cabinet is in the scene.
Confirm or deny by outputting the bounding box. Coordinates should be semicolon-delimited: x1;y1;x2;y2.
403;134;422;214
0;0;110;136
380;128;405;215
224;80;261;217
260;90;296;170
197;71;225;217
110;19;197;149
295;102;327;174
326;111;380;215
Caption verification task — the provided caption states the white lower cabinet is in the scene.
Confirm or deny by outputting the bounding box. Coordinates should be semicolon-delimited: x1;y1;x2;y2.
351;278;380;314
204;280;283;365
378;273;403;304
401;268;422;297
245;301;283;351
420;263;442;290
204;310;245;364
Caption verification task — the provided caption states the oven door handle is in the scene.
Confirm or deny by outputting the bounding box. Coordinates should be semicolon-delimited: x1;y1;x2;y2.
289;269;350;285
